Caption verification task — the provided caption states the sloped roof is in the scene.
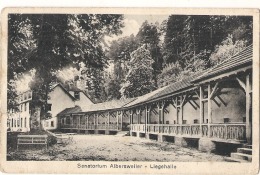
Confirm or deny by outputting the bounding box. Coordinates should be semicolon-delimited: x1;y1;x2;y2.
81;98;136;112
51;83;76;100
193;45;253;83
57;106;82;116
124;73;199;108
124;86;168;107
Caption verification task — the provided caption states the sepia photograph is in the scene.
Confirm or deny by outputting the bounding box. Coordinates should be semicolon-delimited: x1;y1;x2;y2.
0;8;259;174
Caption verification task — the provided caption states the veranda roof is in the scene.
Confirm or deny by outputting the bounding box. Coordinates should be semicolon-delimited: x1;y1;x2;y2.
57;106;82;116
124;73;199;108
81;98;136;113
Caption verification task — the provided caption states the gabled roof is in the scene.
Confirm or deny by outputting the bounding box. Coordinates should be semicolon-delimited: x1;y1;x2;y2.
81;98;136;113
193;45;253;83
51;83;76;100
57;106;82;116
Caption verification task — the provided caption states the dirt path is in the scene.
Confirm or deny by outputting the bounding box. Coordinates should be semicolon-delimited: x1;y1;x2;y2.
8;134;226;161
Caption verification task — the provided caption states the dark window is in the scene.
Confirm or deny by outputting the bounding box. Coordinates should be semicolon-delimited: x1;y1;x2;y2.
183;120;187;124
12;119;13;127
224;118;230;123
47;104;52;111
24;102;27;111
194;119;198;124
21;118;23;127
74;91;80;100
51;121;54;127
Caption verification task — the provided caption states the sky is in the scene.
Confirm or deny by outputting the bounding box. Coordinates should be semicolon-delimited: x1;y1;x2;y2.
104;14;169;44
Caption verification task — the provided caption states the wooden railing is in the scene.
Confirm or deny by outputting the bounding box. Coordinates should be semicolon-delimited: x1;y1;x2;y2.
131;123;246;141
210;123;246;140
60;123;120;130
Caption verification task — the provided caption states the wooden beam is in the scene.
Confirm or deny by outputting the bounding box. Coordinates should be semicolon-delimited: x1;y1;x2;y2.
152;109;158;115
246;74;252;143
194;91;200;99
181;94;187;106
191;99;200;108
164;108;169;114
210;82;219;99
216;95;227;107
169;101;176;108
199;86;204;136
236;77;246;92
212;98;221;107
188;101;197;110
208;84;212;137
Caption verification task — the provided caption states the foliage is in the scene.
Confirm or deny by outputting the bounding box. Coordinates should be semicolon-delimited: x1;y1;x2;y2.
136;21;163;86
209;35;248;66
8;14;124;129
120;45;156;98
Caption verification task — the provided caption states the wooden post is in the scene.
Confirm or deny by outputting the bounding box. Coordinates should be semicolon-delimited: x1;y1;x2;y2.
107;112;110;129
200;86;204;136
121;111;123;130
208;84;212;138
117;111;119;130
176;97;179;124
86;115;89;129
93;114;96;129
246;74;252;143
129;110;133;132
78;115;81;129
136;109;141;124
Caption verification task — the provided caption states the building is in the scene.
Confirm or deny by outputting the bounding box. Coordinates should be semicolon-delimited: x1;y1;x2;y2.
57;45;253;156
8;90;32;132
8;83;94;132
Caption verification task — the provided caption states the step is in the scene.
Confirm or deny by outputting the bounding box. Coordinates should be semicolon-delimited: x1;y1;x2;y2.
244;145;252;149
224;157;249;163
231;152;252;161
237;148;252;155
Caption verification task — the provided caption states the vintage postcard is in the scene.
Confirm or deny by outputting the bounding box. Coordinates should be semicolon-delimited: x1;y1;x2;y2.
0;8;259;174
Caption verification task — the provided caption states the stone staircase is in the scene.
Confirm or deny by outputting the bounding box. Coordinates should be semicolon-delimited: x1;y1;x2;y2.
225;145;252;162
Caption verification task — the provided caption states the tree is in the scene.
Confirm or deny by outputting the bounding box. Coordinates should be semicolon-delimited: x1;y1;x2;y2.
120;45;156;98
209;35;248;66
136;21;163;87
108;35;138;81
8;14;124;129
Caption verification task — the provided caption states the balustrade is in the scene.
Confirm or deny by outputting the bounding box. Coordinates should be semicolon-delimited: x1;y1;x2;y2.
130;123;246;141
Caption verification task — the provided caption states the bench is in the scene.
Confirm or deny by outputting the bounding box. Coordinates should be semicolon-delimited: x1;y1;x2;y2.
17;135;48;150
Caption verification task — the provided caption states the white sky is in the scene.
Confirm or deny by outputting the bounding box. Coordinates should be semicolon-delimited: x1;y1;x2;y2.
105;14;169;44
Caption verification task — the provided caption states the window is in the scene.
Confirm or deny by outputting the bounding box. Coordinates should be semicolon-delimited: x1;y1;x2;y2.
14;119;16;127
21;118;23;127
51;121;54;127
224;118;230;123
194;119;199;124
46;104;52;111
17;118;20;127
20;104;23;112
74;91;80;100
25;118;27;127
12;119;13;127
45;121;49;127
